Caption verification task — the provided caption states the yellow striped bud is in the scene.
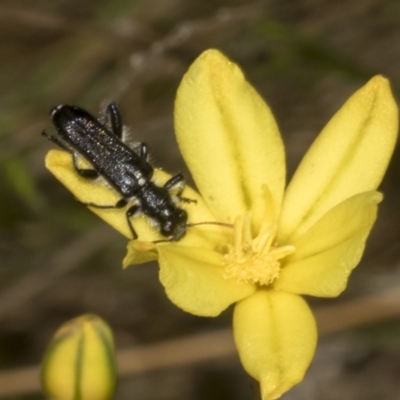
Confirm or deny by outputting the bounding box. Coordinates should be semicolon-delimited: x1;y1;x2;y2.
41;314;117;400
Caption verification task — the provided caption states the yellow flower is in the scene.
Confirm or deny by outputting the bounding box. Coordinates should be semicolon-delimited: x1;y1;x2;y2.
41;314;116;400
45;50;398;399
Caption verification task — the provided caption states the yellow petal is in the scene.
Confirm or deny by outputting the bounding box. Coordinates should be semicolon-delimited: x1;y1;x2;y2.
233;290;317;400
279;76;398;242
158;245;256;316
275;191;381;297
45;150;217;243
123;240;159;267
41;314;116;400
175;49;285;227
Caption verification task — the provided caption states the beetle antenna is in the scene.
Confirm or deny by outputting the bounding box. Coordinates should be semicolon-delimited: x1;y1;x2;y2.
186;221;233;229
153;222;233;244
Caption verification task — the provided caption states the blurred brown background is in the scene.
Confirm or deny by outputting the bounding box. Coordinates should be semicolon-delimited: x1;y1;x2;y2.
0;0;400;399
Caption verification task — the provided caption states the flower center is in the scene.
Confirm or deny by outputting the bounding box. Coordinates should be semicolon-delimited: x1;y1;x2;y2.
223;212;295;286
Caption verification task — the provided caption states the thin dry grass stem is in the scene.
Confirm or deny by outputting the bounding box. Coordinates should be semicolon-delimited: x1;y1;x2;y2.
0;224;116;321
2;284;400;397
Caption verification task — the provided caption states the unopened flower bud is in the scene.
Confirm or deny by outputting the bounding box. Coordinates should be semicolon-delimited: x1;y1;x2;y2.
41;314;116;400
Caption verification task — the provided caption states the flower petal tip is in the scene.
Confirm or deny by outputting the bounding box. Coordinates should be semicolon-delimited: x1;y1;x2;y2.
196;48;235;69
371;191;383;204
368;74;389;90
365;75;397;111
123;240;158;268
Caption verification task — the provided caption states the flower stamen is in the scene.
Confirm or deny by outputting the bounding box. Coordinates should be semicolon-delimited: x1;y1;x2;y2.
223;212;295;286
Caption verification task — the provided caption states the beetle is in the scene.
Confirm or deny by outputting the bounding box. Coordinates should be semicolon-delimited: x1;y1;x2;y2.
43;103;190;241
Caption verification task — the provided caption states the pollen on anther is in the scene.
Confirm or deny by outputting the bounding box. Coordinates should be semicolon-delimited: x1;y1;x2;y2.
222;211;295;286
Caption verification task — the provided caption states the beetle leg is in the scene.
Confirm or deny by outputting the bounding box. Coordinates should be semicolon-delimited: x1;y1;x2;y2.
139;143;148;160
104;103;123;138
76;198;139;240
126;204;142;240
72;152;99;179
76;198;128;209
130;142;149;160
164;173;184;195
103;103;149;160
42;130;69;151
43;130;99;179
164;173;196;204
